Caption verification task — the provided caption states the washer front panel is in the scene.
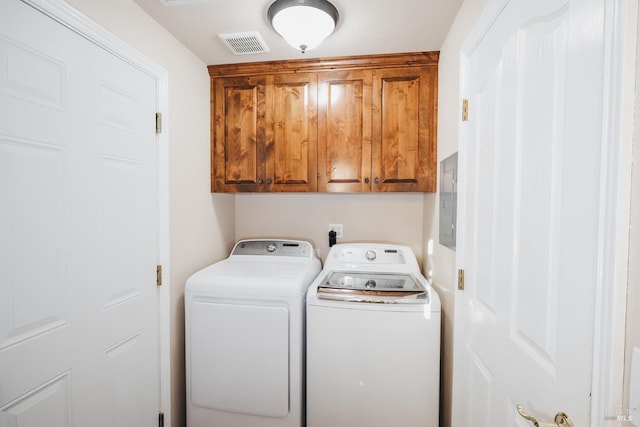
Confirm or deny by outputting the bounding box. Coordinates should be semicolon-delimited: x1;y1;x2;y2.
306;303;440;427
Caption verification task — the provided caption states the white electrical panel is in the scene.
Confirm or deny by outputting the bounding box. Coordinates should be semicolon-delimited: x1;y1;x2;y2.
439;152;458;250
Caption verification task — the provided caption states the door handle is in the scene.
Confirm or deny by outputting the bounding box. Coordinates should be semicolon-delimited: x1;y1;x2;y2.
516;404;575;427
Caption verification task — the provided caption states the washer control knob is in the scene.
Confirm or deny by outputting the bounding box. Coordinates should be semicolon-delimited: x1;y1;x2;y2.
365;279;377;289
266;243;277;253
365;250;376;261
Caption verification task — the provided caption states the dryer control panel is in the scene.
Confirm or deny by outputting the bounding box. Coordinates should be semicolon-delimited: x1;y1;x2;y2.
231;240;313;258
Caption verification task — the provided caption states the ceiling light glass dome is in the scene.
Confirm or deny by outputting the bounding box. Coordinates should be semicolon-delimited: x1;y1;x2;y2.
268;0;339;53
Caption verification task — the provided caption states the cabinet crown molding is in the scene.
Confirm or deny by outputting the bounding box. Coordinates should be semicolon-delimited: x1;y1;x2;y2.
208;51;439;78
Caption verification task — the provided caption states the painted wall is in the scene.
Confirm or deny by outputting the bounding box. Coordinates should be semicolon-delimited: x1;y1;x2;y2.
235;193;425;262
62;1;236;426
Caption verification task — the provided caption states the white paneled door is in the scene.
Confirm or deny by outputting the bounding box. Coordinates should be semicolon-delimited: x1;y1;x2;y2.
454;0;612;425
0;1;159;426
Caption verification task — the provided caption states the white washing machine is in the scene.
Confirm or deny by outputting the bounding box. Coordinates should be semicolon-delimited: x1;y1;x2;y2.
185;239;321;427
306;243;441;427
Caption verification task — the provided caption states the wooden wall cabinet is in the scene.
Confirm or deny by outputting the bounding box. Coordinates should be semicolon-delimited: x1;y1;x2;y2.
212;75;263;193
209;52;438;193
318;70;373;192
372;66;437;192
212;74;317;192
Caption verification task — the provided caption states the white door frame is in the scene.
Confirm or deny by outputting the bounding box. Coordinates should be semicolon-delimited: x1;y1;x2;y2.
589;0;638;421
19;0;172;424
455;0;637;423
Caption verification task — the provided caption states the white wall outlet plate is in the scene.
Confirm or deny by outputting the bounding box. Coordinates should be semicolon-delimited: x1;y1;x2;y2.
329;224;343;239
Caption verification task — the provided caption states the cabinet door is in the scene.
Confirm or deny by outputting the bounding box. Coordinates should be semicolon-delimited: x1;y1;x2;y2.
318;70;373;192
212;76;266;192
266;73;318;192
372;67;437;192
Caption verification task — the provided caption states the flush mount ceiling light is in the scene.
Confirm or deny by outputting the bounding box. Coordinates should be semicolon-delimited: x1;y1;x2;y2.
268;0;339;53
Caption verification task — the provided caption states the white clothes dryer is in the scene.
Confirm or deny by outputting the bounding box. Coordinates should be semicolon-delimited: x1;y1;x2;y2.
185;239;321;427
306;243;441;427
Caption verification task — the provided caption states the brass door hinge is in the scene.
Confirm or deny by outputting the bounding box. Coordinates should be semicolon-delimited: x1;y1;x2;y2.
156;265;163;286
458;269;465;290
462;99;469;121
156;112;162;134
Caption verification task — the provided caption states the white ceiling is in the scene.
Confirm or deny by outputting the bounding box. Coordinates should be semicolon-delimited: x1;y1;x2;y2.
131;0;464;65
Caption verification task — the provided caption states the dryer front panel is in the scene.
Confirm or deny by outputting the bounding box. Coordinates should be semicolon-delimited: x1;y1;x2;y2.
190;300;289;418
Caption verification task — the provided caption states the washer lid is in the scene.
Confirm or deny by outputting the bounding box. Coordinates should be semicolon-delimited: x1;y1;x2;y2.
317;272;428;304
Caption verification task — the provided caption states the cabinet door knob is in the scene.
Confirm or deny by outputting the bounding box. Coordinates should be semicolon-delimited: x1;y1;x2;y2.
266;178;272;185
258;178;264;185
364;177;370;184
374;177;379;184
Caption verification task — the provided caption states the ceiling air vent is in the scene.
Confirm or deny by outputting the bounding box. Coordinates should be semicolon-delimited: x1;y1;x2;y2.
219;31;270;55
